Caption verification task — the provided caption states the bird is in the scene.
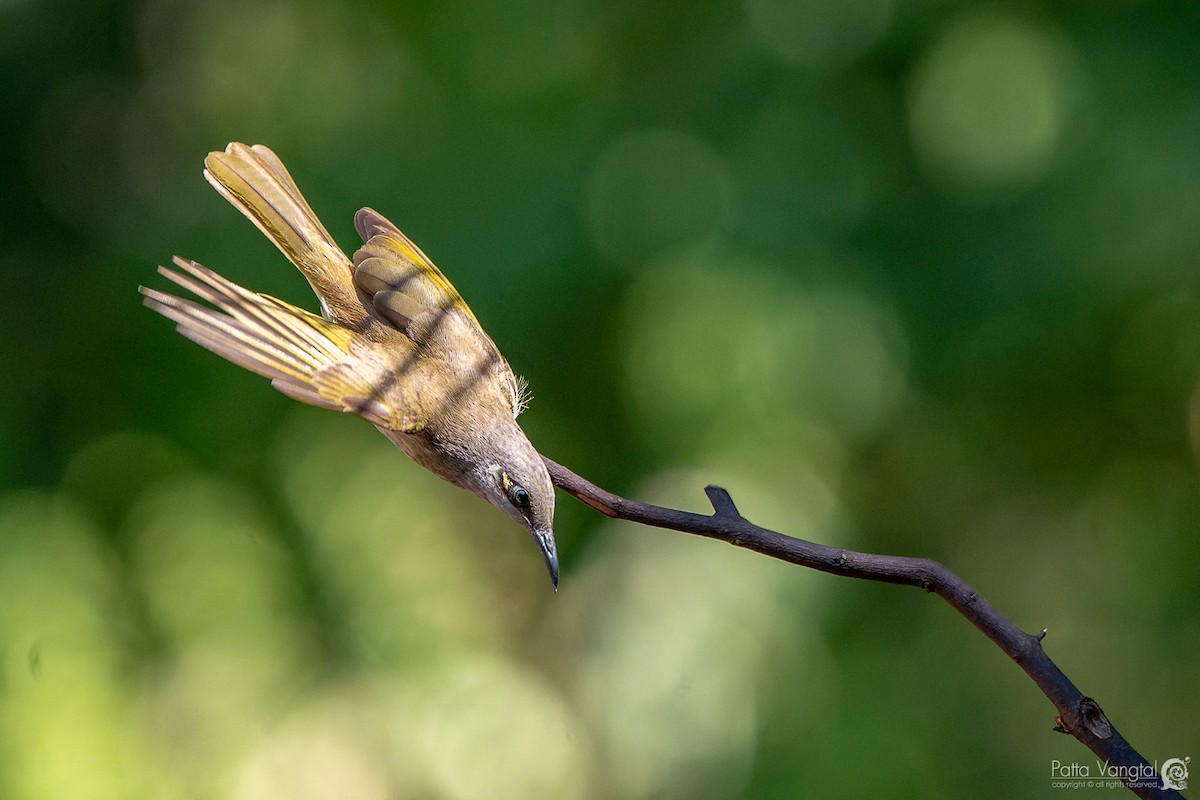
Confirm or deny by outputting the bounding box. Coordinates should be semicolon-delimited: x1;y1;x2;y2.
141;143;559;588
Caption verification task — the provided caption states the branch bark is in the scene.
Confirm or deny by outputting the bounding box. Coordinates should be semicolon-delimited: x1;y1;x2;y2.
544;456;1181;800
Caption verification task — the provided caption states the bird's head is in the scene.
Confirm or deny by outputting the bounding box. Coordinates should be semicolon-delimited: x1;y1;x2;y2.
464;421;558;589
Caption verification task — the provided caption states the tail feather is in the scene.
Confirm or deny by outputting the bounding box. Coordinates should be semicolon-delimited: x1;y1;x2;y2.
140;257;387;422
203;143;368;326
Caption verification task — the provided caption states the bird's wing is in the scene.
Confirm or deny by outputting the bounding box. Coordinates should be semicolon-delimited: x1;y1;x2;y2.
141;257;426;433
351;208;526;418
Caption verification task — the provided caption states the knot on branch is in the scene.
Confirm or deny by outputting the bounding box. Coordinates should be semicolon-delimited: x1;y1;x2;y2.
1054;698;1114;740
1079;697;1114;740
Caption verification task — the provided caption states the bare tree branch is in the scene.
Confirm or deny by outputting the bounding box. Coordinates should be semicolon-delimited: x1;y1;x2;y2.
544;456;1182;800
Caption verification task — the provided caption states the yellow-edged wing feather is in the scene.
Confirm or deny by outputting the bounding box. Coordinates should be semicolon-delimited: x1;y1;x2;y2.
352;208;484;329
350;208;526;417
140;257;425;432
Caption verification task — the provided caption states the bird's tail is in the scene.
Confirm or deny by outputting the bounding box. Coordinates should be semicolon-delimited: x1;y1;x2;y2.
140;256;396;428
203;142;367;326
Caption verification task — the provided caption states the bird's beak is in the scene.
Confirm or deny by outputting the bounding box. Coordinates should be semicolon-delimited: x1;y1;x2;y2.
535;529;559;591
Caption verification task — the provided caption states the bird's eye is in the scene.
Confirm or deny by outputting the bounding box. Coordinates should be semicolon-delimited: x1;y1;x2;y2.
507;482;531;511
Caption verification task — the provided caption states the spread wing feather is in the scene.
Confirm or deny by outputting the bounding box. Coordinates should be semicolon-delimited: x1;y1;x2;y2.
141;257;424;432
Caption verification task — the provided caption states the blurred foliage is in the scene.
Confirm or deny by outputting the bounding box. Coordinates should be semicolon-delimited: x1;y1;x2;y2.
1;0;1198;797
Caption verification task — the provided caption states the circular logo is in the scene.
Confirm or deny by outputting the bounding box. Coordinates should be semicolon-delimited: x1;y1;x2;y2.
1161;757;1189;791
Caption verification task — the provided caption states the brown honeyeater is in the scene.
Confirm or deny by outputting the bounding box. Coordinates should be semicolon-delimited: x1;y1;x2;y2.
141;143;558;588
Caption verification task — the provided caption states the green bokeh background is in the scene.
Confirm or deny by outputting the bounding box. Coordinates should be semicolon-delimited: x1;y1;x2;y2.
1;0;1197;797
